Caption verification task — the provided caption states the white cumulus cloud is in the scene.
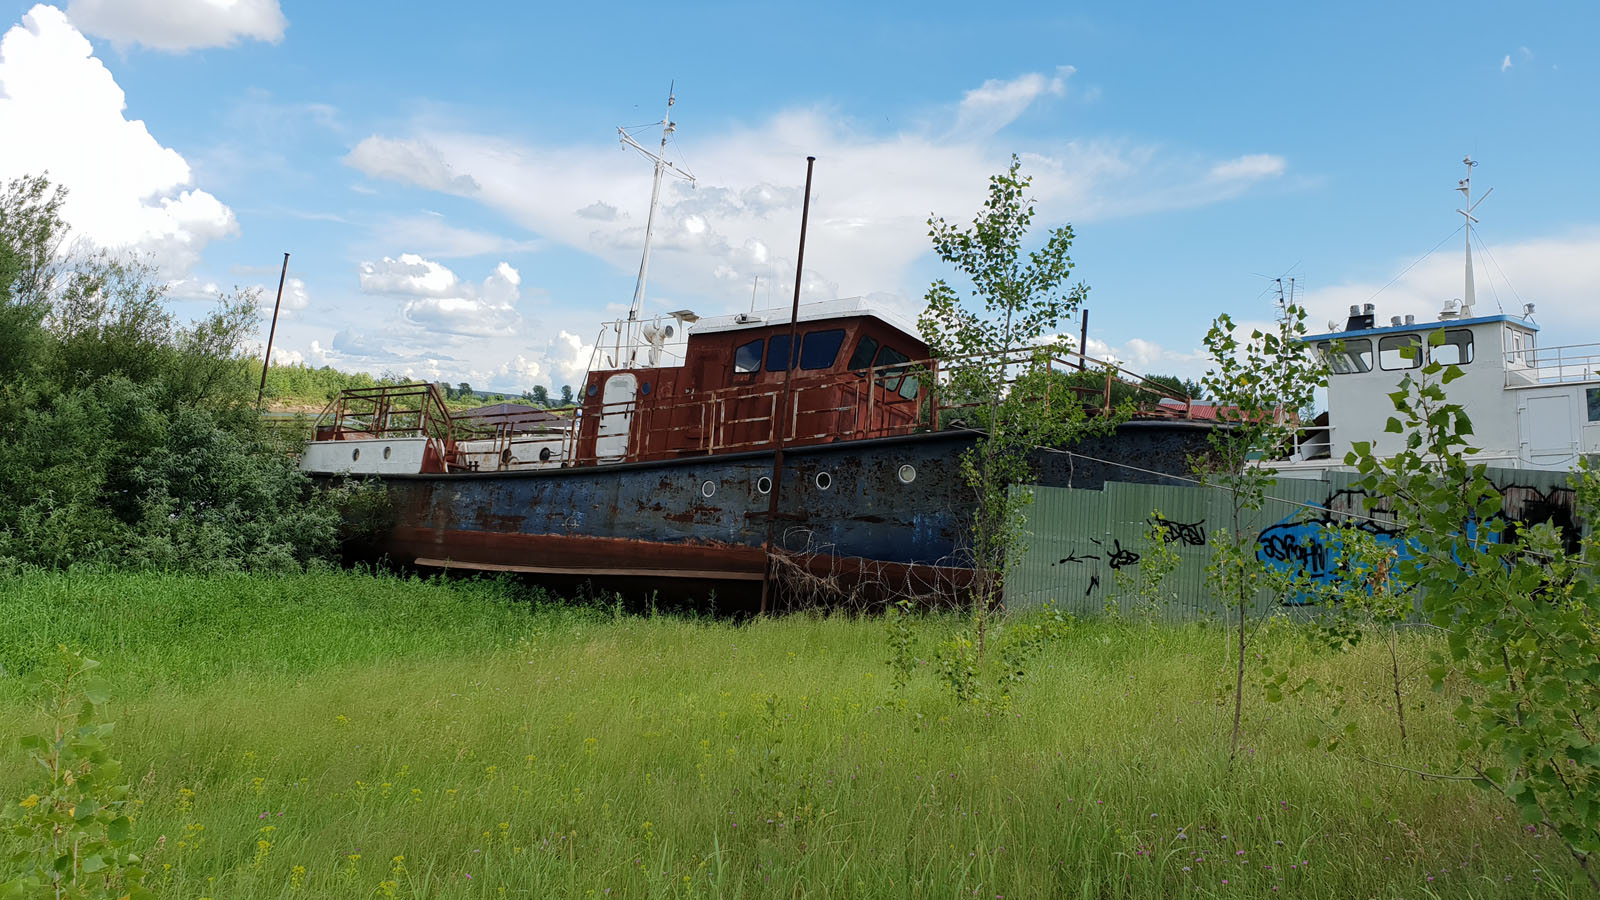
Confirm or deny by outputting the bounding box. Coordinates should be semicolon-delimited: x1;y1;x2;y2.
345;136;480;194
1302;229;1600;334
358;253;524;338
359;253;461;297
0;5;237;274
65;0;285;51
261;276;309;312
340;70;1290;323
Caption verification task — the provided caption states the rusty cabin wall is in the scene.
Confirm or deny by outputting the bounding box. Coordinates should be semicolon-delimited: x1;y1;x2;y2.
1008;466;1581;621
577;316;932;462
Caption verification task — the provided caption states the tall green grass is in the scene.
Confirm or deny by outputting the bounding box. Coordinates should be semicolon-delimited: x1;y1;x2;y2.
0;572;1584;898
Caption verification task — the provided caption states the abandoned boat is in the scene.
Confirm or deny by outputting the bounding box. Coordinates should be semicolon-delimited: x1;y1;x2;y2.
298;93;1214;605
299;297;1214;603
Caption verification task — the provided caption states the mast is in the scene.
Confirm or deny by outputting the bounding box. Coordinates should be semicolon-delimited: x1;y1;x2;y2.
1455;156;1491;318
619;87;696;326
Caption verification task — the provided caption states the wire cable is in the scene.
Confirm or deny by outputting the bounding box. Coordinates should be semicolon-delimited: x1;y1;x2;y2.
1365;225;1464;304
1471;224;1528;310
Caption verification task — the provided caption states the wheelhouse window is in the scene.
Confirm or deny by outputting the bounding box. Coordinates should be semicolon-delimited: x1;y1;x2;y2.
764;334;795;372
734;339;763;374
1506;327;1530;366
799;329;846;370
1379;334;1420;371
1316;338;1372;375
874;346;910;392
848;336;880;371
1431;329;1474;366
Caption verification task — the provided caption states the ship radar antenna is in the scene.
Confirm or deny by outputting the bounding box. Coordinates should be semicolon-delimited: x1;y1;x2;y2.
1455;155;1492;319
619;84;697;326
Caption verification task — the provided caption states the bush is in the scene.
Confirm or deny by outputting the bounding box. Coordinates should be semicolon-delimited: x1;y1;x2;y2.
0;174;342;573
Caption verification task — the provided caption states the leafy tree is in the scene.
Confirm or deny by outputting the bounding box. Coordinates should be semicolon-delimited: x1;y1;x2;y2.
1196;302;1325;763
1347;332;1600;887
0;174;343;573
528;384;550;407
919;155;1114;674
1145;373;1204;400
0;175;64;385
560;384;574;406
457;381;472;399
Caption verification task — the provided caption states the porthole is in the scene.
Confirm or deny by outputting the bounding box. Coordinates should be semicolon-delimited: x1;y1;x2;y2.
897;464;916;484
701;480;717;499
815;471;833;491
756;476;772;495
383;446;393;460
587;382;599;397
351;447;361;461
539;447;554;462
641;382;652;395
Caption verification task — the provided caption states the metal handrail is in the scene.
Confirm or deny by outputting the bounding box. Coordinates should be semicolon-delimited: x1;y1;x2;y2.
310;347;1201;472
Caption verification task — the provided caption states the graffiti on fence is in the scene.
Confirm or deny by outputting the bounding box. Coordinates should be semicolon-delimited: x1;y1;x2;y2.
1150;515;1207;547
1254;485;1578;605
1106;539;1141;570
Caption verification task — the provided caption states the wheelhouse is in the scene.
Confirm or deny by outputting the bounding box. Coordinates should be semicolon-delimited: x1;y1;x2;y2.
574;299;931;463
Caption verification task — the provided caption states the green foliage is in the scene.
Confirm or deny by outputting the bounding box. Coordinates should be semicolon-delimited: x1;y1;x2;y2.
918;155;1116;683
1;646;151;900
259;363;388;407
1112;510;1184;623
1347;332;1600;887
0;176;63;385
0;174;340;573
0;571;1583;898
1197;301;1328;763
884;597;918;696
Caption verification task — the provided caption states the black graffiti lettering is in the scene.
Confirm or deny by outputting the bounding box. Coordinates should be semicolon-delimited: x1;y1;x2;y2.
1085;574;1101;596
1107;539;1140;570
1053;551;1101;567
1257;528;1332;576
1150;515;1206;547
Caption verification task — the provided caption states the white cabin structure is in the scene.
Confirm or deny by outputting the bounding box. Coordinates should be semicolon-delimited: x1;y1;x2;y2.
1275;301;1599;477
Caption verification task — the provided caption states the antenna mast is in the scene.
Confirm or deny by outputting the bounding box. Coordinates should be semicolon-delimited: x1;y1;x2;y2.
1455;156;1492;318
619;86;695;324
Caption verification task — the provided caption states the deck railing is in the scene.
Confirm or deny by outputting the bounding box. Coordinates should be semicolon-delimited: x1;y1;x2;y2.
312;382;456;442
1507;342;1600;385
311;348;1201;473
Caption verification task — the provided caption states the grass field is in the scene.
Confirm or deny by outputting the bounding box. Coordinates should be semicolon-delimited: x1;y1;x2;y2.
0;572;1586;898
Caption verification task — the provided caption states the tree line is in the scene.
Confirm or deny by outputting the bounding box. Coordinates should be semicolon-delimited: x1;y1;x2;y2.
0;175;349;573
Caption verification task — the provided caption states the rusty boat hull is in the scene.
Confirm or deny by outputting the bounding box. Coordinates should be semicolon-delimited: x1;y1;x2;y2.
351;422;1212;604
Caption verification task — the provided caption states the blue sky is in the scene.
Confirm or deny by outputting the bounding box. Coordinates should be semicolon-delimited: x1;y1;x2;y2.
2;0;1595;390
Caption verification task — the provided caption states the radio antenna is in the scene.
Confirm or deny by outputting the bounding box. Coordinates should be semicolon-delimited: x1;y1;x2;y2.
619;84;696;325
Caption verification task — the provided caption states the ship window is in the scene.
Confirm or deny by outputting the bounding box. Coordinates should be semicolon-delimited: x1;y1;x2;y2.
848;336;880;371
1431;329;1474;366
1316;338;1372;375
800;329;846;370
734;339;764;374
875;346;910;391
765;334;798;371
1589;388;1600;423
1379;334;1421;371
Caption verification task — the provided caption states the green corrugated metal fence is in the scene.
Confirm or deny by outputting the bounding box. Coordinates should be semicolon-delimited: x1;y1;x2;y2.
1008;466;1578;621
